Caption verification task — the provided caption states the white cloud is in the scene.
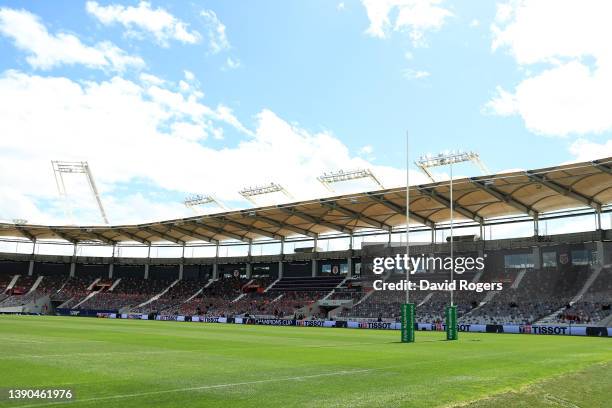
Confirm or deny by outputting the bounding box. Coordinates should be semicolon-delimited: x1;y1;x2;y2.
359;145;374;155
139;72;165;85
200;9;230;53
0;70;429;224
403;68;430;80
225;57;241;70
170;121;208;142
183;70;195;81
178;80;190;92
337;2;346;11
487;0;612;136
358;145;375;161
567;139;612;162
0;7;144;71
361;0;452;46
86;1;200;46
469;18;479;27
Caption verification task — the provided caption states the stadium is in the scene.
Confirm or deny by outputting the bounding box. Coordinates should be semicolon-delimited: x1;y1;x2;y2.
1;1;612;407
1;157;611;407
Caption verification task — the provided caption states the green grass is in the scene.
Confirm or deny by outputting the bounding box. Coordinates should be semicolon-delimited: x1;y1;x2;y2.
0;316;610;408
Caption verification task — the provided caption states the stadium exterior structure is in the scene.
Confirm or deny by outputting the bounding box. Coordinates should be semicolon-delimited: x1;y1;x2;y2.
0;159;611;330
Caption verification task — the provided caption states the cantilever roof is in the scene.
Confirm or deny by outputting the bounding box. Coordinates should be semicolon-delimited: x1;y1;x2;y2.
1;158;611;245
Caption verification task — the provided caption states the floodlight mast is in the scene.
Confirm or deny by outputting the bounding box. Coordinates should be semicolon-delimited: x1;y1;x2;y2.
317;168;384;192
184;194;228;214
51;160;109;224
239;183;292;205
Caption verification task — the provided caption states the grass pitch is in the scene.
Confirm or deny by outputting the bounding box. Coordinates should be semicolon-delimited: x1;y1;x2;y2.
0;316;610;408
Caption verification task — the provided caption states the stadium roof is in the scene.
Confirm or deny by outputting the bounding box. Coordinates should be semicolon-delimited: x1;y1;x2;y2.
1;158;611;245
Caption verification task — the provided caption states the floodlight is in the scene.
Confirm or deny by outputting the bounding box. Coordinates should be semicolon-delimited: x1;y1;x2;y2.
184;194;227;213
415;151;489;182
51;160;108;224
238;183;292;204
317;168;384;192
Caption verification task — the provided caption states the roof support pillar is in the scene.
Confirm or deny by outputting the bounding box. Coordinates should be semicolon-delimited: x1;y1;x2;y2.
144;245;151;280
213;243;219;280
596;208;602;231
69;243;77;277
312;234;318;277
212;263;218;280
179;244;185;280
533;214;540;238
109;244;116;279
533;246;542;270
346;256;352;278
596;241;605;266
278;237;285;279
246;239;252;279
28;239;36;276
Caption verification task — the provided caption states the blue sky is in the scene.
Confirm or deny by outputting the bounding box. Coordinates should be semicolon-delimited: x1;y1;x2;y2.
0;0;610;225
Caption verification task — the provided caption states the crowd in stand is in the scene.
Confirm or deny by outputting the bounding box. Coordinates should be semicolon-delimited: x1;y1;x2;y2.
77;278;174;311
545;267;612;325
0;275;39;307
328;290;363;302
0;274;68;306
162;277;247;316
52;276;95;308
1;263;609;326
0;290;39;307
0;274;15;303
459;292;564;325
339;271;484;321
133;279;206;313
34;275;68;296
163;278;325;318
460;267;595;325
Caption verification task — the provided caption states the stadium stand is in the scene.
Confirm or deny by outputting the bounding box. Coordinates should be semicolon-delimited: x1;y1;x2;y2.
0;155;610;326
1;240;610;326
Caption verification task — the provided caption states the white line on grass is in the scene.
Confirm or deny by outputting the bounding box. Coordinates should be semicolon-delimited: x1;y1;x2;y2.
12;368;374;408
3;350;193;359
